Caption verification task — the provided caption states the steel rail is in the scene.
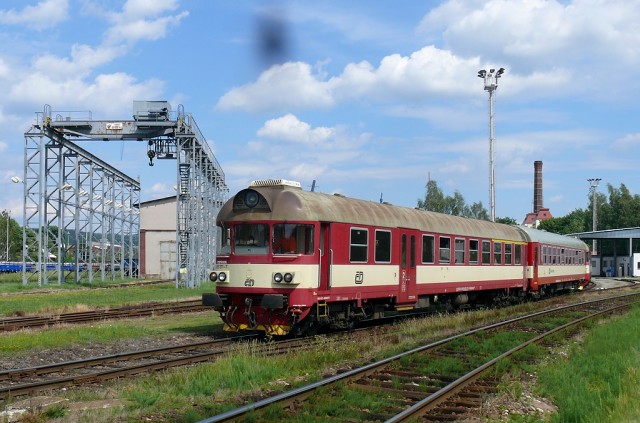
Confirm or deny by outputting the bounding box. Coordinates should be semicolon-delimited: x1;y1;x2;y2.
0;325;388;400
199;292;640;423
385;301;634;422
0;300;205;331
0;334;263;399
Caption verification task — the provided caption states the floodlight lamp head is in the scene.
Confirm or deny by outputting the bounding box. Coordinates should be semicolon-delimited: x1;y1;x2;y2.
478;70;486;78
490;68;495;73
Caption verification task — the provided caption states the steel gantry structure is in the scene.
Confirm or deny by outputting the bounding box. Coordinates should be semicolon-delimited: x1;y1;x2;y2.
20;102;227;288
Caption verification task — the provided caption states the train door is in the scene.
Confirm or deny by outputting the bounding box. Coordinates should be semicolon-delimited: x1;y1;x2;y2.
319;222;331;291
398;230;417;304
530;243;539;290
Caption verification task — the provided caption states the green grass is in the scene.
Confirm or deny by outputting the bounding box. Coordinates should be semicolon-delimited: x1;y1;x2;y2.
0;280;217;316
0;312;222;355
0;272;146;292
535;305;640;423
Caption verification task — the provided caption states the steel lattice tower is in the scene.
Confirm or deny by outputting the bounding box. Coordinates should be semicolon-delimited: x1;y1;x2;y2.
20;102;227;288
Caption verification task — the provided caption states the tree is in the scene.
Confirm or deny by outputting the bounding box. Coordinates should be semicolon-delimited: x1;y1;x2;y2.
603;183;640;229
444;191;467;216
417;179;491;220
417;180;446;213
467;201;490;220
1;210;21;261
539;182;640;235
538;209;589;234
495;216;517;225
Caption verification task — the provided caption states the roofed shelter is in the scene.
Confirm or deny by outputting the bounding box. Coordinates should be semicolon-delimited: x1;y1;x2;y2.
570;227;640;277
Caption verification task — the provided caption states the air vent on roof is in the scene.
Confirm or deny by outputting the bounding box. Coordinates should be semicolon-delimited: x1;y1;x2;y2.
250;179;301;188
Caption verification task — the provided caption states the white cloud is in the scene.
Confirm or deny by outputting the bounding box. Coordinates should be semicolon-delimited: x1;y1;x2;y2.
419;0;640;67
32;44;122;79
216;45;575;113
0;1;187;114
613;133;640;151
145;182;173;199
217;62;335;112
123;0;180;18
9;72;164;115
105;11;189;44
217;0;640;113
257;114;335;145
0;0;68;30
217;48;482;112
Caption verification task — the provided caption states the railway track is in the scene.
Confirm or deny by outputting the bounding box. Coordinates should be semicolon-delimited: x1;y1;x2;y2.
0;300;206;332
0;326;397;400
200;292;640;422
0;335;253;400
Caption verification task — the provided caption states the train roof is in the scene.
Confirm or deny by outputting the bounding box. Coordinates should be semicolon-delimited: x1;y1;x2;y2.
218;182;527;241
515;225;589;250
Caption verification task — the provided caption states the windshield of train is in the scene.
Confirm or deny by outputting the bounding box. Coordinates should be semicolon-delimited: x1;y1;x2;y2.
273;223;314;255
217;224;231;255
233;223;269;255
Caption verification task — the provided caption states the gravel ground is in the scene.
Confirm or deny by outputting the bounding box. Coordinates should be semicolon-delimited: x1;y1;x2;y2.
0;331;210;371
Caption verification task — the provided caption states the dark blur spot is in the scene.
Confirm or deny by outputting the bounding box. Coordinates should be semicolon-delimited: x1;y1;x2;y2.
256;7;290;67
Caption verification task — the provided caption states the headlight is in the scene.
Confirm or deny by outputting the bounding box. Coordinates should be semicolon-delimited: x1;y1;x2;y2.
273;272;283;283
284;272;294;283
209;271;217;282
244;190;260;208
218;272;227;282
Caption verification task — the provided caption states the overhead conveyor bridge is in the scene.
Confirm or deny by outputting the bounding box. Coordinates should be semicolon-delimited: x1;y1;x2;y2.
20;102;228;288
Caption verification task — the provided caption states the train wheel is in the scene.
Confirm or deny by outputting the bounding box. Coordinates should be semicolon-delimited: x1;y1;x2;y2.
294;317;319;337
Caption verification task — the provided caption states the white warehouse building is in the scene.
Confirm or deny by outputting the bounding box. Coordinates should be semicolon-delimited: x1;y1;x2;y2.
139;196;177;280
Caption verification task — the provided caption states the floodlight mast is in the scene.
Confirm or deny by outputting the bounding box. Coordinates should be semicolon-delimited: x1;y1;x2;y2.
587;178;601;254
478;67;505;222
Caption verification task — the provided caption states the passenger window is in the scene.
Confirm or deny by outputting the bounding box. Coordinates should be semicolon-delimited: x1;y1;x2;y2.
455;239;465;264
469;240;479;264
422;235;435;264
439;237;451;264
504;244;512;265
494;242;502;264
482;240;491;264
514;244;522;265
350;228;368;262
375;230;391;263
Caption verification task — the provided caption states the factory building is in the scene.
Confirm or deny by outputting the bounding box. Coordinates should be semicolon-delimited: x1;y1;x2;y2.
522;160;553;227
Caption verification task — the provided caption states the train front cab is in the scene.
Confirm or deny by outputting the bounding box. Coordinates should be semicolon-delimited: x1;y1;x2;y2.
203;220;320;336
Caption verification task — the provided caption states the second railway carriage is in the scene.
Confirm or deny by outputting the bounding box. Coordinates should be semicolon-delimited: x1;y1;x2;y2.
203;179;590;336
518;226;590;294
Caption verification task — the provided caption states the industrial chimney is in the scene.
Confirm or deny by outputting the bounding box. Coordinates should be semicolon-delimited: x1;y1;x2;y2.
533;161;543;214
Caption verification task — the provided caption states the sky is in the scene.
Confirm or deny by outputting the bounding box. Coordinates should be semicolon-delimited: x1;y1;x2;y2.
1;0;639;224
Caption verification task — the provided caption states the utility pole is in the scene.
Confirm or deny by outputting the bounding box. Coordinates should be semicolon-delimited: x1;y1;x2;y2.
587;178;601;255
4;210;8;262
478;67;505;222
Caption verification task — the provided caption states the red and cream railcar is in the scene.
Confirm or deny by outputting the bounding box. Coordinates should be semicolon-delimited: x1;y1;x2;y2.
203;180;590;336
517;226;591;294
